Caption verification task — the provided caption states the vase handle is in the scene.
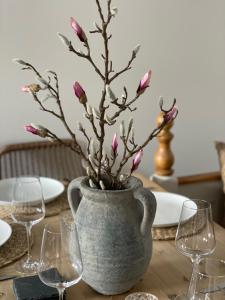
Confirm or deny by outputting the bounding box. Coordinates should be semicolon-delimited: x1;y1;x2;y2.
135;187;157;236
67;177;85;219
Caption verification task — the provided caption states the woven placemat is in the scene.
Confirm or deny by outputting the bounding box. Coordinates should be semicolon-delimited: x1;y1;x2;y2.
152;225;177;240
0;222;33;268
0;191;69;220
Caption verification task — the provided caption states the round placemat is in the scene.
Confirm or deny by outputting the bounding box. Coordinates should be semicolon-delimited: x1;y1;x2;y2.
0;223;32;268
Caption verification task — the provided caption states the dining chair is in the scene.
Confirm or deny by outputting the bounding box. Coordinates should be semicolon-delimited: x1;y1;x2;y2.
0;139;85;181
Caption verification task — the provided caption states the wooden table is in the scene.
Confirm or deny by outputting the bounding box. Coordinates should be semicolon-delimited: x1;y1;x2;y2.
1;174;225;300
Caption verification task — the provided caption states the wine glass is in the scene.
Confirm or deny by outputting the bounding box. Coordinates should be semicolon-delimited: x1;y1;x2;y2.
38;217;83;300
11;176;45;274
175;199;216;300
195;257;225;299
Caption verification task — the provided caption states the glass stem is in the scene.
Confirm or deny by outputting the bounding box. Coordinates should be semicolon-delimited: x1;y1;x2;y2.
187;256;200;299
25;224;32;262
58;288;65;300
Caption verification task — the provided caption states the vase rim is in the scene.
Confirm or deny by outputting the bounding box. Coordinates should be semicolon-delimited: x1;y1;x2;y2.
80;176;142;194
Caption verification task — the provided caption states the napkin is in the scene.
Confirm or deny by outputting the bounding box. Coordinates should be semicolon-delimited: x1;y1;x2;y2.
13;272;66;300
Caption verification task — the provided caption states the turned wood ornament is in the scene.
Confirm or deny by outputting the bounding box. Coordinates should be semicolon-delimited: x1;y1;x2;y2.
154;112;174;176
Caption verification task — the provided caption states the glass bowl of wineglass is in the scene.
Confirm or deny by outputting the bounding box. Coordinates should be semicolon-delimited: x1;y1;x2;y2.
38;217;83;300
11;176;45;274
175;199;216;300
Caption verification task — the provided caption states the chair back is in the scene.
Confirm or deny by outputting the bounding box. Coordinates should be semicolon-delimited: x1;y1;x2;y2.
0;140;85;180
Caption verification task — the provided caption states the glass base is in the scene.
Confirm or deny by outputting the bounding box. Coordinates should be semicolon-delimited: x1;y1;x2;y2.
15;257;39;275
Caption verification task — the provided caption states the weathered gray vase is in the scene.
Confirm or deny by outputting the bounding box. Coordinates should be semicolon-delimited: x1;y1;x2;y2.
67;176;156;295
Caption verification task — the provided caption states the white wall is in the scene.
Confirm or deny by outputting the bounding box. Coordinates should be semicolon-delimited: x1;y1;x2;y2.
1;0;225;177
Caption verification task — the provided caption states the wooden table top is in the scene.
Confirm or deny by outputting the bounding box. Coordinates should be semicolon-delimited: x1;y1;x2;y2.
1;174;225;300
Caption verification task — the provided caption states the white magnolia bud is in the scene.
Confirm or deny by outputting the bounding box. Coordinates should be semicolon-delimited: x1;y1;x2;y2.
77;121;83;131
36;76;48;85
86;166;91;177
86;104;93;115
104;114;115;125
128;118;134;132
77;49;86;56
111;7;118;17
57;33;70;47
12;58;27;66
92;107;101;118
106;85;116;101
89;138;96;155
133;44;141;56
89;179;97;188
88;154;96;167
120;121;125;137
99;180;106;190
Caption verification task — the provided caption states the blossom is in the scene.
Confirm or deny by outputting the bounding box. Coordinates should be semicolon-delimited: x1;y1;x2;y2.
73;82;87;104
136;70;152;95
112;133;118;154
70;17;87;42
131;149;143;172
24;124;48;137
21;85;30;92
164;106;178;124
21;84;41;93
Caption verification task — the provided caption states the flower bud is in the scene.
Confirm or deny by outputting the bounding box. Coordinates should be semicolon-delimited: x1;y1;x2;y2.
112;133;118;154
73;81;87;104
21;85;30;92
133;44;141;56
89;179;97;188
28;84;41;93
36;76;48;86
92;107;101;119
119;121;125;137
86;103;93;115
106;85;116;101
131;149;143;173
57;33;71;47
70;17;87;42
164;106;178;124
12;58;27;66
137;70;152;95
24;124;48;138
77;121;83;131
104;114;115;125
99;180;106;190
111;7;118;17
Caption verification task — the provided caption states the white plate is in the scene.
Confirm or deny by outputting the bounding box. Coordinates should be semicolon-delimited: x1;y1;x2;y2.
152;192;196;227
0;177;65;205
0;219;12;247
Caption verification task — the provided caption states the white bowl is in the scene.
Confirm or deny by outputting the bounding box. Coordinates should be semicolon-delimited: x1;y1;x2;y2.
125;292;158;300
0;177;65;205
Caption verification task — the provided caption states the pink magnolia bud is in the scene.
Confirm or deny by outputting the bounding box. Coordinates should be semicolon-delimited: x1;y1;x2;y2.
70;17;87;42
73;81;87;104
131;149;143;173
164;106;178;123
112;133;118;153
24;124;48;138
24;125;39;135
136;70;152;95
21;85;30;92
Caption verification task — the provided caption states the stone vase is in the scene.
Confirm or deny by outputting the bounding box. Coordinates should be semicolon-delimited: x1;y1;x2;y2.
67;176;156;295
